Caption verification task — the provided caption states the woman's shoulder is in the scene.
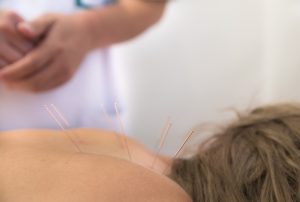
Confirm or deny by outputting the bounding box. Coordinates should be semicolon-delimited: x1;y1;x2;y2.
76;154;192;202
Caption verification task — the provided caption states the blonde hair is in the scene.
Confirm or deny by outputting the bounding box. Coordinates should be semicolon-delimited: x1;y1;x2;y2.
169;103;300;202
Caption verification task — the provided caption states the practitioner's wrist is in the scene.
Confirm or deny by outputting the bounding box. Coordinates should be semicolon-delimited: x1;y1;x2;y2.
74;9;112;50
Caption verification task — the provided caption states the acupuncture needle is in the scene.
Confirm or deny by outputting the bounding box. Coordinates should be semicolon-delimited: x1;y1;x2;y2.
151;117;172;169
114;102;132;161
43;104;82;153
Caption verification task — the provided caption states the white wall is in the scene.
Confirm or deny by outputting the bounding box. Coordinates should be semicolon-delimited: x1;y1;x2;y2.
263;0;300;102
112;0;267;153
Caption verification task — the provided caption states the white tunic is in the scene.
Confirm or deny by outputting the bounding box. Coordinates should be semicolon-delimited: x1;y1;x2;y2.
0;0;119;130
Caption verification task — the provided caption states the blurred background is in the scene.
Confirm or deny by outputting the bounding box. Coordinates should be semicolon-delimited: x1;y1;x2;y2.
111;0;300;154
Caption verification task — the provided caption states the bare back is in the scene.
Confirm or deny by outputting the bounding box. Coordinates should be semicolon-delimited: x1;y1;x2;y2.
0;129;191;202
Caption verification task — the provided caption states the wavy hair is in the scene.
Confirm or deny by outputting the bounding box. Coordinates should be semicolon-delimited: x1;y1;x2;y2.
169;103;300;202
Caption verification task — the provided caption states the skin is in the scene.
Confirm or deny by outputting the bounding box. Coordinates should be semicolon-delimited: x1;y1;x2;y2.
0;11;32;69
0;129;192;202
0;0;166;92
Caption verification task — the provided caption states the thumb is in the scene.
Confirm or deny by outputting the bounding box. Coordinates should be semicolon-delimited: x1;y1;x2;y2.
17;17;53;40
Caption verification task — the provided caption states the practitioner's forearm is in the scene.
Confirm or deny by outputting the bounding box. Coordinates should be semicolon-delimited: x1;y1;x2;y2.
79;0;166;49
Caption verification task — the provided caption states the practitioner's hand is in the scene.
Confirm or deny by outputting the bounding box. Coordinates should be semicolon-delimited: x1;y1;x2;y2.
0;12;94;92
0;11;33;69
